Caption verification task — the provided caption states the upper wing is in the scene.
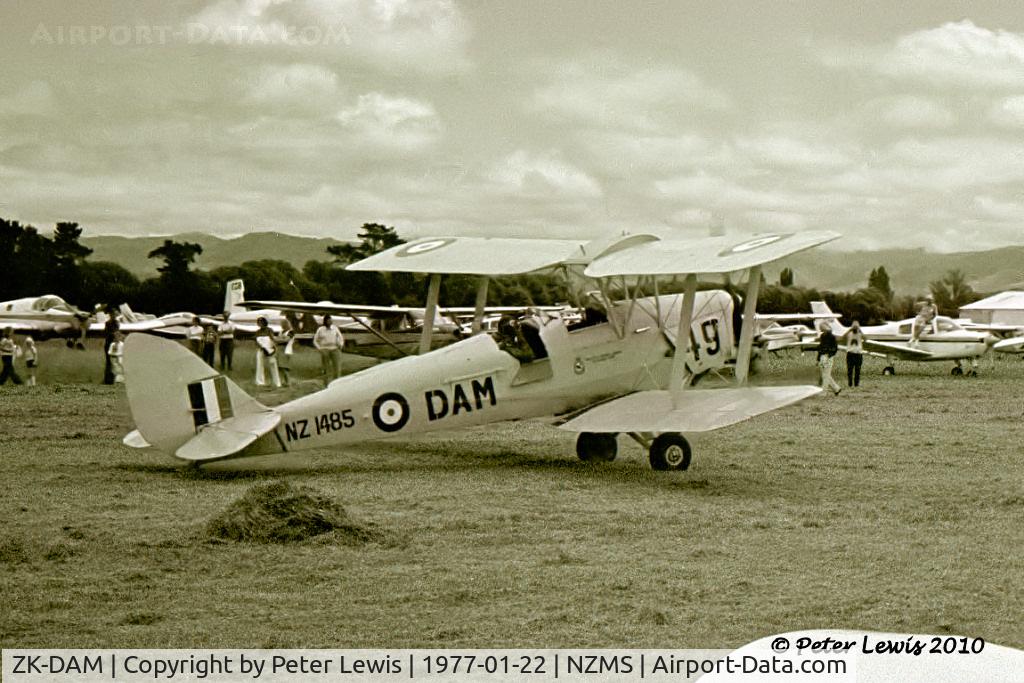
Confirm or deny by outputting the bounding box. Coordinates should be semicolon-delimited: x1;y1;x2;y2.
863;339;934;359
344;232;838;278
585;231;840;277
558;386;821;433
346;236;590;275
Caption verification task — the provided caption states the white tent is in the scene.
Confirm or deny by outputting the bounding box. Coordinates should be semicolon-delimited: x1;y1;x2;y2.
959;291;1024;325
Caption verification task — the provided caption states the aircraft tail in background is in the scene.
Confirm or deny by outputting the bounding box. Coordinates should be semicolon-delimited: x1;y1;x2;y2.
224;279;245;315
809;301;847;336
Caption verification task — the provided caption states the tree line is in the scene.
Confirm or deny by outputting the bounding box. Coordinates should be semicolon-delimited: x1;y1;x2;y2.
0;217;985;323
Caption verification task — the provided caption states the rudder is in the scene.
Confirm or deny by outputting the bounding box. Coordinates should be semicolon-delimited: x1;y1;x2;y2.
123;333;270;457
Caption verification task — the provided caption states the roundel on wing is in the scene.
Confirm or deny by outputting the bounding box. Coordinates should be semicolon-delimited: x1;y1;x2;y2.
717;234;790;257
396;238;456;258
372;392;410;432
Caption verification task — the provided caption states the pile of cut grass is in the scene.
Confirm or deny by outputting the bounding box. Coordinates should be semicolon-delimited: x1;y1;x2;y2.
205;480;378;545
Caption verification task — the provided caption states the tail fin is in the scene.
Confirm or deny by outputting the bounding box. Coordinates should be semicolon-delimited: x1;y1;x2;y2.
224;279;245;315
118;303;141;323
123;334;279;462
809;301;847;336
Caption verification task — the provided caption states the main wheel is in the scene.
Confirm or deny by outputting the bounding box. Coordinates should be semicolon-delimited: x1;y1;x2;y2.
576;432;617;462
882;366;895;376
951;366;963;376
649;433;692;471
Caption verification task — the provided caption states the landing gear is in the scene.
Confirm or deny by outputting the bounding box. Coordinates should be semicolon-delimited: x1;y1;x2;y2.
649;433;692;471
882;366;896;376
951;366;963;376
575;432;617;462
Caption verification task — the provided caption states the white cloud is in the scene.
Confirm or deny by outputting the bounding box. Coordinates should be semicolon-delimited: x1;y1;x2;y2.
189;0;470;73
988;96;1024;128
244;63;342;113
734;135;853;170
488;150;602;198
827;20;1024;89
335;92;440;150
0;81;57;117
875;95;956;129
532;59;730;133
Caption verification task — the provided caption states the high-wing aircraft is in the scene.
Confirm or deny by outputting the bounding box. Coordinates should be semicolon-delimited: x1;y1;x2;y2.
121;231;838;471
810;301;998;376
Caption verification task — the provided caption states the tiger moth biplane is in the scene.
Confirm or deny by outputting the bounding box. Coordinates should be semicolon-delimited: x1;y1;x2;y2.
122;231;839;470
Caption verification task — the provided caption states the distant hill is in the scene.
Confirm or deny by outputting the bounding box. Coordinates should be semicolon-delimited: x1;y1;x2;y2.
764;246;1024;296
83;232;1024;295
82;232;351;278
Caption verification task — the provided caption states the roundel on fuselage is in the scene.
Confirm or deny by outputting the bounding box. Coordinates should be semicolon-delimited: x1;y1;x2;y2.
717;234;790;257
395;238;456;258
372;392;410;432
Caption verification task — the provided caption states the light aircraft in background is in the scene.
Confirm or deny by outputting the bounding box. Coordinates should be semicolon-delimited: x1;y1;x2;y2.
0;295;176;344
122;230;838;471
811;301;998;376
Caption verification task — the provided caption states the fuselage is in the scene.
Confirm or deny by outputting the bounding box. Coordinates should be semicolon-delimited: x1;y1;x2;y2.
856;316;992;361
240;291;737;458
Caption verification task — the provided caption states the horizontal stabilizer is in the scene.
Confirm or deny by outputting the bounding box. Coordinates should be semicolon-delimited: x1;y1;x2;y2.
558;386;821;433
994;336;1024;354
175;412;281;462
863;339;934;359
122;430;151;449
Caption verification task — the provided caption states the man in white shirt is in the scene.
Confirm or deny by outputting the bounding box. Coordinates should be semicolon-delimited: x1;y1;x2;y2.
217;311;236;371
313;314;345;382
186;317;204;356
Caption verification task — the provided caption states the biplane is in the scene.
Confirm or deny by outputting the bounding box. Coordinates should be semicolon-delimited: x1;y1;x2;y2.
122;231;838;470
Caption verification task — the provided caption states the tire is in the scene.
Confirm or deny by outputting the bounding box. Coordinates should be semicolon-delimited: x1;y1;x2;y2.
882;366;895;376
951;366;963;376
576;432;617;462
649;433;692;471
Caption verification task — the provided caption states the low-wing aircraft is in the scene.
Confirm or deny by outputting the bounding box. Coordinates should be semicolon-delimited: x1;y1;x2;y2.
810;301;998;376
0;294;92;343
122;231;838;471
0;295;175;344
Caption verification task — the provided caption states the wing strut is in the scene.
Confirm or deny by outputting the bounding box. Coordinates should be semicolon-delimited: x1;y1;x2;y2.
420;274;441;355
471;276;489;335
734;265;762;384
668;274;697;395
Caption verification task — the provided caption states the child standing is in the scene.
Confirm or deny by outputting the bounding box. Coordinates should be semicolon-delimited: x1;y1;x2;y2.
23;335;38;385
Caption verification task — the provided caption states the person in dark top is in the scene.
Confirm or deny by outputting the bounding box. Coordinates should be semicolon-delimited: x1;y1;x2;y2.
816;321;841;396
103;316;120;385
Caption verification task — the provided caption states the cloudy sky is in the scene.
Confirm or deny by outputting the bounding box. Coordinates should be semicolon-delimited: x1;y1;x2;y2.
2;1;1024;251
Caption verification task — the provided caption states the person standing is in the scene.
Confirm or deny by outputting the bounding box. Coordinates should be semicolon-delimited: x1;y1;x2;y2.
217;311;235;371
201;323;218;366
23;335;38;386
254;317;281;388
845;321;864;388
103;317;120;384
187;317;204;356
0;327;23;385
816;321;841;396
108;331;126;383
313;314;345;382
278;316;295;387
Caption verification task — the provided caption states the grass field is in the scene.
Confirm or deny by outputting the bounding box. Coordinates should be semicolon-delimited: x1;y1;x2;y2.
1;341;1022;649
